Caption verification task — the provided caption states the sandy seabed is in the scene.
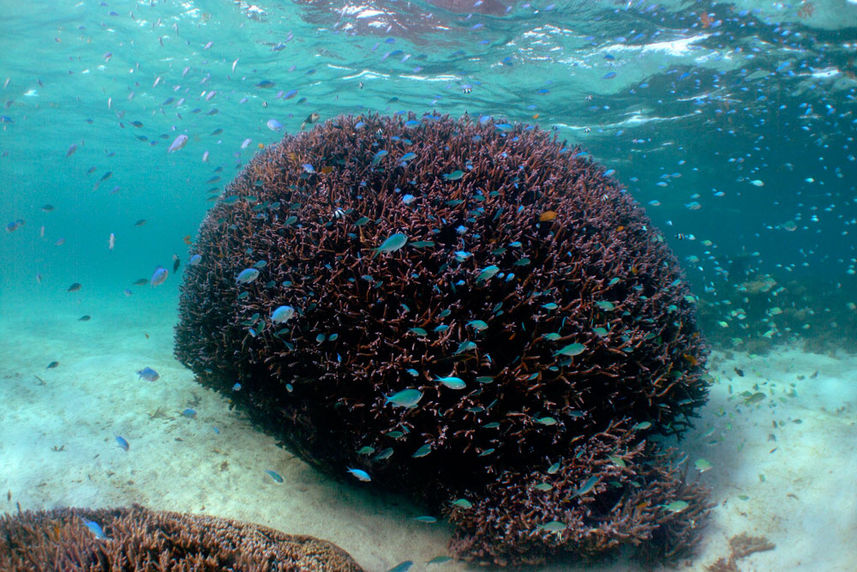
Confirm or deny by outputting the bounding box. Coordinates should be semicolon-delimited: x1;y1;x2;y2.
1;293;855;572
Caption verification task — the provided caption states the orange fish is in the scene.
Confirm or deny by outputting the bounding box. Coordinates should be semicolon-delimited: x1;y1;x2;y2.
539;210;558;222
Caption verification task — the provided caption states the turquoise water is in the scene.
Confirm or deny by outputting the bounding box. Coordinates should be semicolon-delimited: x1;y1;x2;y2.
2;1;856;342
2;0;857;569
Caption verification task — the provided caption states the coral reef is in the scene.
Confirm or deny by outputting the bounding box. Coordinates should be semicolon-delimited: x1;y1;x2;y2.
175;113;711;565
0;504;363;571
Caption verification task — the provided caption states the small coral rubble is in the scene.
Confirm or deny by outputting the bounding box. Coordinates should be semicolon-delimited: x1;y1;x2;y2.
707;532;776;571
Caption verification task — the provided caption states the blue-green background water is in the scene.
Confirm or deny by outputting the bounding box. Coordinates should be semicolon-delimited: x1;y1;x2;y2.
1;0;857;568
2;0;856;347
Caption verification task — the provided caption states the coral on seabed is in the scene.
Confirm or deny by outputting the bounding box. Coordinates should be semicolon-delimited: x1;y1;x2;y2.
175;113;711;566
0;504;364;571
706;532;776;571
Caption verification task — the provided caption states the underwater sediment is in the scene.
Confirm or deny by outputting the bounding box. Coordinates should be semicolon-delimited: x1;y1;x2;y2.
175;113;711;566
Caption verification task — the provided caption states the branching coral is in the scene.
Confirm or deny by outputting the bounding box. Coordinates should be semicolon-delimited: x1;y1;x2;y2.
0;504;363;571
175;113;711;565
446;420;712;565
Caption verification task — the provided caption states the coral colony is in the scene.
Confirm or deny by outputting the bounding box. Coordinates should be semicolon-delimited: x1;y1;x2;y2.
0;506;363;571
175;113;712;566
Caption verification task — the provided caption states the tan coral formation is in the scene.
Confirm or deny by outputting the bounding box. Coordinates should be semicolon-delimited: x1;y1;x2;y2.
0;504;364;572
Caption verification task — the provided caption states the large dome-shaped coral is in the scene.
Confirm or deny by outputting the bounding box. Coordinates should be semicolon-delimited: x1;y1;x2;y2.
175;113;711;565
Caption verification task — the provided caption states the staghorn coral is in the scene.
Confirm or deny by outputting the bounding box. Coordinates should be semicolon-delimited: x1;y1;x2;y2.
446;421;712;566
0;504;363;571
175;113;711;565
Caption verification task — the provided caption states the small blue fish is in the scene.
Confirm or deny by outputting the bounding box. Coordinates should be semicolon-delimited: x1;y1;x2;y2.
167;134;189;153
454;340;477;354
265;469;284;483
347;467;372;482
538;521;567;533
475;265;499;282
387;561;413;572
115;436;129;451
181;408;197;418
371;149;388;165
374;232;408;256
236;268;260;284
554;343;586;357
385;388;422;408
271;305;295;323
373;447;394;461
266;118;283;131
150;266;168;286
435;376;466;390
189;254;202;265
572;475;600;497
413;515;437;523
81;517;107;539
412;443;432;458
137;367;159;381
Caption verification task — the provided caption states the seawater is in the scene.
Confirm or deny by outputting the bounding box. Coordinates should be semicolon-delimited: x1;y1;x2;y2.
1;1;856;570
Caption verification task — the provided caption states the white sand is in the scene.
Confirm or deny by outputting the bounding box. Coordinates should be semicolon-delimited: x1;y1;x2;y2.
1;295;855;571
